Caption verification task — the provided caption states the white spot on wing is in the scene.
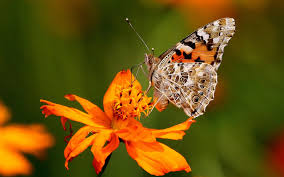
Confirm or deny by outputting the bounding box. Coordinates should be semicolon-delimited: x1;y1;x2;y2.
223;37;231;43
213;21;219;26
197;29;210;41
180;45;193;53
212;26;218;32
213;37;220;43
219;45;225;52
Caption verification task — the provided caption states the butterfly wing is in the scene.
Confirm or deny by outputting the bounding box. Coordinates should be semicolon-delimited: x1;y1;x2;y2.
152;62;217;117
151;18;235;117
158;18;235;70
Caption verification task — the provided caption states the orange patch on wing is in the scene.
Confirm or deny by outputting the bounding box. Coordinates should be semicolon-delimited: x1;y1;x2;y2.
171;49;194;63
171;44;217;64
191;43;217;64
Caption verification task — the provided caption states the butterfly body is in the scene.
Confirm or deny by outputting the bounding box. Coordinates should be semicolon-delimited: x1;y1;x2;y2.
145;18;235;118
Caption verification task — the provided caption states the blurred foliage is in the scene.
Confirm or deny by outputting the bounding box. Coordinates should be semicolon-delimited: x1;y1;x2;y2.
0;0;284;177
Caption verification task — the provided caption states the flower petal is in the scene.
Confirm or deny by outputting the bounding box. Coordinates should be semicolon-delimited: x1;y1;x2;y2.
116;118;156;142
91;132;119;174
0;101;10;126
125;141;191;176
0;124;54;156
0;146;33;176
65;133;97;169
103;70;142;119
65;94;112;124
40;99;110;128
64;126;94;159
150;118;195;140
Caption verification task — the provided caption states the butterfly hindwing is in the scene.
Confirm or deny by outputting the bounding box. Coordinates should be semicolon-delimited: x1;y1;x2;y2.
152;62;217;117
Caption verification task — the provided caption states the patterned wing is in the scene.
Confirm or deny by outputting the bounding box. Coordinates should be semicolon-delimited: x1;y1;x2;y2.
152;62;217;118
158;18;235;70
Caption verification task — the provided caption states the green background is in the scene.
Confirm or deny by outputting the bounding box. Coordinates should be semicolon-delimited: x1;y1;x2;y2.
0;0;284;177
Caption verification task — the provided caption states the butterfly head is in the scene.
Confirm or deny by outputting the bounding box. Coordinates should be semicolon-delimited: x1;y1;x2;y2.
144;53;162;84
144;54;160;71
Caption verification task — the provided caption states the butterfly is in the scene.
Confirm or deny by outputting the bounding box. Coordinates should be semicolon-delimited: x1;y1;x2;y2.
144;18;235;118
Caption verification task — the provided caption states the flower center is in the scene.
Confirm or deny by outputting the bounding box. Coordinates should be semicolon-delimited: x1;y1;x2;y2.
113;84;153;121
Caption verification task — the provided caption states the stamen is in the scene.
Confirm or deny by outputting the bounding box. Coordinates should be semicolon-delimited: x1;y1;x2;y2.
113;82;153;120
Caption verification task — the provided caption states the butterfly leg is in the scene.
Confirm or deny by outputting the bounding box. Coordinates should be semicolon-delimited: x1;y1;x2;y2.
134;63;148;80
145;81;152;95
130;62;145;85
139;64;148;78
146;86;170;116
147;93;166;117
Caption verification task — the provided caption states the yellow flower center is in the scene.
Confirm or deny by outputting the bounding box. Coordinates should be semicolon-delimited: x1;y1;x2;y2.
113;84;153;120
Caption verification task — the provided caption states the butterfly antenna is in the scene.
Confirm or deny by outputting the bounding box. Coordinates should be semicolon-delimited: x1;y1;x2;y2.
125;18;150;52
151;48;155;56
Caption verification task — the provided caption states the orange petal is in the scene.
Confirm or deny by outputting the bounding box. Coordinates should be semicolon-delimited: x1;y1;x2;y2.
65;133;97;169
65;94;112;124
103;70;142;119
40;99;110;128
125;141;191;176
64;126;94;159
0;101;11;126
91;132;119;174
0;146;33;176
115;118;156;142
0;124;54;156
151;118;195;140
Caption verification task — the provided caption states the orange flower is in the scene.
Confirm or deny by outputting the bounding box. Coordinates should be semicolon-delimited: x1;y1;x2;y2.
40;70;194;176
0;101;54;176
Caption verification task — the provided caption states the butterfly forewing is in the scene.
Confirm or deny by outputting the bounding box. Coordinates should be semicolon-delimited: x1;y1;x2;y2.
158;18;235;70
